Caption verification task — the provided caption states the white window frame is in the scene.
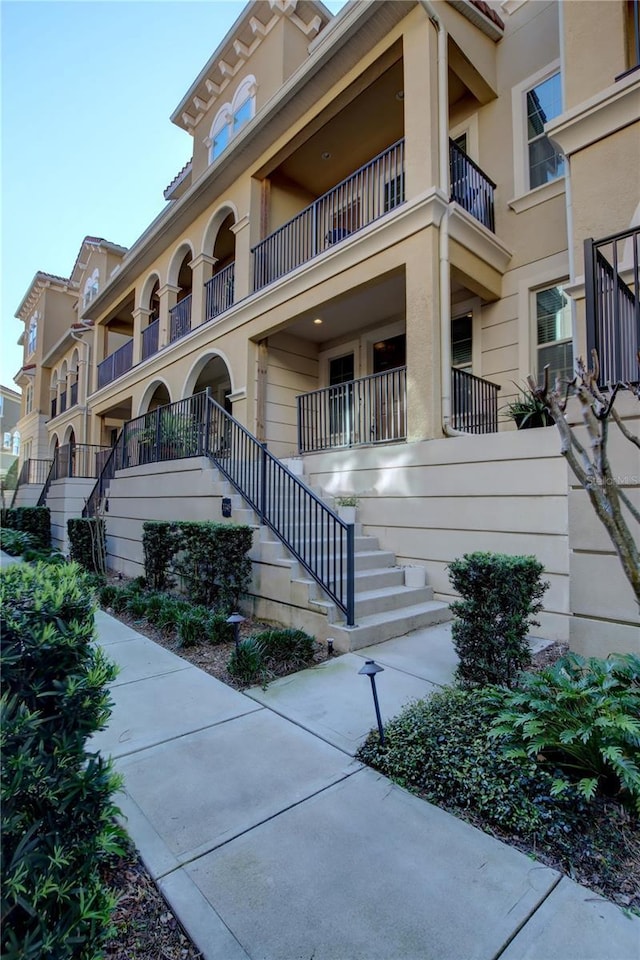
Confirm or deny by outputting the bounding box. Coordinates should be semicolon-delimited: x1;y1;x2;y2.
510;60;565;211
83;268;99;308
532;281;574;386
449;114;479;164
206;75;256;164
27;314;38;356
25;384;33;415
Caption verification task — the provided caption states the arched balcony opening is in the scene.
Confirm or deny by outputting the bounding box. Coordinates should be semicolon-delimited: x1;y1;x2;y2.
169;252;193;343
205;212;236;323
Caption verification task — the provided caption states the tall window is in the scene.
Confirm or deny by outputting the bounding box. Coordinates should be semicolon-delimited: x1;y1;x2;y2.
208;76;256;164
25;384;33;415
27;315;37;355
452;315;473;370
83;269;99;308
526;72;564;189
12;431;20;456
536;284;573;385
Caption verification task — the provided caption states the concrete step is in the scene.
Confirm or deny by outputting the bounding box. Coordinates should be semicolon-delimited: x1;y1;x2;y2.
354;584;435;617
330;600;453;651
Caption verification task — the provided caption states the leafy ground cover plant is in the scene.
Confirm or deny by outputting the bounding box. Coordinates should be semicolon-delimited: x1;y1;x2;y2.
0;528;35;556
491;652;640;812
227;636;266;685
448;552;549;687
1;561;124;959
252;627;316;671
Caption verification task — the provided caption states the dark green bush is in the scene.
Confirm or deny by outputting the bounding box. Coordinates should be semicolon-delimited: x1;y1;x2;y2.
154;595;188;632
176;606;211;647
68;517;106;574
227;637;266;685
357;687;587;841
492;653;640;812
1;562;123;959
253;627;315;670
1;506;51;549
142;522;181;592
174;522;253;612
0;528;35;556
207;611;234;645
448;552;549;688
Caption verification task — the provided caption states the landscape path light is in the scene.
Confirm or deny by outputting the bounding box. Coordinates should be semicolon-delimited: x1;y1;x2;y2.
226;612;246;652
358;659;385;745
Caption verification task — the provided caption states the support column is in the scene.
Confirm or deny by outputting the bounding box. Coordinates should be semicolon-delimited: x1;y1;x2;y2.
230;215;251;300
402;9;440;199
189;253;217;327
405;228;443;441
158;284;179;348
131;308;150;365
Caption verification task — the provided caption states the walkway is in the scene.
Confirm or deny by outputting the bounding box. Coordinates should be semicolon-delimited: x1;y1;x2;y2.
89;612;638;960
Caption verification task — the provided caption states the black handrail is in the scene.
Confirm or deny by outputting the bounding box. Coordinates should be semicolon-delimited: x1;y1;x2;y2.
37;455;58;507
83;391;356;625
451;367;501;434
449;139;496;232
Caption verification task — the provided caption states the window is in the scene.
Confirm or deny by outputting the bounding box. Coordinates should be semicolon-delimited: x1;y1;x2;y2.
27;314;37;355
536;284;573;384
208;76;256;164
83;269;99;308
526;72;564;189
3;432;11;450
452;315;473;370
25;384;33;415
12;431;20;456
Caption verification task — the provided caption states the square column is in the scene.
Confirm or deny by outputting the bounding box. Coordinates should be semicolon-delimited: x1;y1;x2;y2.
158;284;179;348
406;227;443;441
403;10;440;199
231;214;251;299
131;308;150;365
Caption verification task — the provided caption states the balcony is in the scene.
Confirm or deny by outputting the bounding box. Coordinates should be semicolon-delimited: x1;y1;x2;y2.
297;365;501;452
205;263;235;322
252;138;497;292
585;226;639;385
450;367;501;434
50;397;57;419
70;381;78;406
169;295;192;343
297;367;407;452
253;140;405;291
59;389;67;415
449;139;496;233
97;338;134;389
53;443;111;480
142;318;160;360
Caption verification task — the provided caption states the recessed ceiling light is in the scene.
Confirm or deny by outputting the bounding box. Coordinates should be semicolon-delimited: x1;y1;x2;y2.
395;90;404;101
321;151;332;160
313;318;323;325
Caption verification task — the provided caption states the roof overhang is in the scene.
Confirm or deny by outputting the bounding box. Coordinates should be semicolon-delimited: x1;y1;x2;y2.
15;272;77;322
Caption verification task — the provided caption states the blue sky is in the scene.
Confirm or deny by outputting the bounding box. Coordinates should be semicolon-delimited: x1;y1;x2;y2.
1;0;345;389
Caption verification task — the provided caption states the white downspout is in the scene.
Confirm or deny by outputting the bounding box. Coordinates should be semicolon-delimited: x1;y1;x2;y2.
71;319;92;446
557;0;578;349
419;0;467;436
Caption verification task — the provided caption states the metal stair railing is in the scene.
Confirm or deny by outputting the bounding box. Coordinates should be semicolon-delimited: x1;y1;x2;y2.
82;432;125;518
37;451;59;506
204;393;355;626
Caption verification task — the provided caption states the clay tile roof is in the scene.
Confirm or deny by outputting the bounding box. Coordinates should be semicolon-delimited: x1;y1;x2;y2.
469;0;504;30
38;270;71;285
164;159;193;200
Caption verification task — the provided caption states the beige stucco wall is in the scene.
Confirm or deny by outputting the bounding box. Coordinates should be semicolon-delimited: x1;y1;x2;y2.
562;0;627;110
48;477;96;554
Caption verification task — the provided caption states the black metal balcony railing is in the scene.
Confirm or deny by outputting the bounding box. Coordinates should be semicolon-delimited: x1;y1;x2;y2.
585;227;639;385
142;318;160;360
84;391;356;626
59;390;67;415
70;381;78;407
97;338;134;389
449;139;496;233
451;367;501;434
252;139;405;291
50;397;57;419
169;294;192;343
37;444;111;505
297;367;407;453
16;458;52;486
205;263;235;322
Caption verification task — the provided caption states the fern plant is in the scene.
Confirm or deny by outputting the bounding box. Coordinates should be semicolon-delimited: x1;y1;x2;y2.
490;652;640;811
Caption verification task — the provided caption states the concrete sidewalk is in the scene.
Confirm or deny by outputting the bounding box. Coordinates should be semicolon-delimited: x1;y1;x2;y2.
92;610;639;960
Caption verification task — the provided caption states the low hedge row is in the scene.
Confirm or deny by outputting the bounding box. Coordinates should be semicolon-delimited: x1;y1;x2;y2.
1;561;122;960
1;506;51;550
68;517;107;574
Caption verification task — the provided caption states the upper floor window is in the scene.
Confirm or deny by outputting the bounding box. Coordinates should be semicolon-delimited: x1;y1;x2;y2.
526;71;564;189
25;384;33;415
535;284;573;385
27;314;37;356
12;431;20;456
208;76;256;164
3;432;11;450
83;268;99;308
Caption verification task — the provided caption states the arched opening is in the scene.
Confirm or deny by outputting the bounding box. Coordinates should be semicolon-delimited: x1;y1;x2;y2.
141;274;161;360
168;248;193;343
204;211;236;322
139;381;172;416
49;434;59;459
185;354;232;412
50;369;59;419
70;349;80;406
60;360;68;414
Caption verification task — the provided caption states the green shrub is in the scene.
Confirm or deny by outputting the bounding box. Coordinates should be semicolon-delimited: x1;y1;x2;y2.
227;637;266;685
22;546;67;565
142;522;181;592
207;612;234;645
154;595;188;633
176;606;211;647
4;458;18;491
0;528;35;556
1;562;123;959
1;506;51;549
253;627;315;670
175;522;253;612
448;552;549;688
68;517;107;574
98;583;119;608
491;653;640;812
357;688;587;841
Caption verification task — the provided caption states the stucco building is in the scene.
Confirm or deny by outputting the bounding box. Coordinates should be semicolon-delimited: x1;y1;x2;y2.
12;0;640;653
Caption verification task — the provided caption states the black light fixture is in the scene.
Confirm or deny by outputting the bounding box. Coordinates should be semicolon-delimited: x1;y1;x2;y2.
327;638;334;656
358;659;385;745
226;611;246;651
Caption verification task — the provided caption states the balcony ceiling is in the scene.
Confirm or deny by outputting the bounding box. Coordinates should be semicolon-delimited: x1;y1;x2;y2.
275;59;405;197
287;270;406;344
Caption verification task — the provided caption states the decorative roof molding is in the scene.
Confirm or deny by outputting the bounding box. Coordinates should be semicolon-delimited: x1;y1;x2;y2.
447;0;504;40
15;272;77;321
170;0;331;133
163;159;193;200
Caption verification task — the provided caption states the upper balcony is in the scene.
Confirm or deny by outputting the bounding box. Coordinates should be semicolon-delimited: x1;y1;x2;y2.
252;137;495;291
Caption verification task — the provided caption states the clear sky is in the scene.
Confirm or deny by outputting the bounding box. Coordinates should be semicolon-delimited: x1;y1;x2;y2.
0;0;346;390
